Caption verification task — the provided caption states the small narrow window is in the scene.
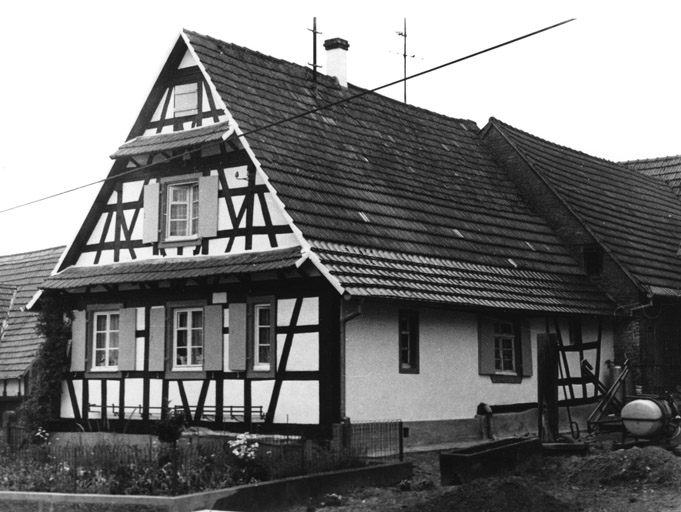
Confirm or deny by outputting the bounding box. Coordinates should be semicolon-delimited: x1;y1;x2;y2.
399;310;419;374
494;320;517;374
93;312;119;370
174;83;199;117
253;304;273;371
166;182;199;240
174;308;203;368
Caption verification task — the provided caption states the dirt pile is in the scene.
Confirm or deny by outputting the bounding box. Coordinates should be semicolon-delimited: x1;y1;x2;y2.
410;476;577;512
552;445;681;487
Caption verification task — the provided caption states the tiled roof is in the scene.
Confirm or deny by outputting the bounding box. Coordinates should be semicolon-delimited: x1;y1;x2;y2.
315;242;613;314
0;247;64;380
623;155;681;196
43;246;302;289
488;118;681;296
111;120;232;158
180;30;614;315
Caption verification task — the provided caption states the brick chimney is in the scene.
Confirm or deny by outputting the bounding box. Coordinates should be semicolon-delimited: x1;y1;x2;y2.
324;38;349;88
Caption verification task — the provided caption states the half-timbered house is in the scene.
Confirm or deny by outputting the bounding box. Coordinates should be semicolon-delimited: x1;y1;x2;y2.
0;247;64;418
42;30;616;443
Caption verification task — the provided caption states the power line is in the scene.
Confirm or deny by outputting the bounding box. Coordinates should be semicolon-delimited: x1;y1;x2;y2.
0;18;574;216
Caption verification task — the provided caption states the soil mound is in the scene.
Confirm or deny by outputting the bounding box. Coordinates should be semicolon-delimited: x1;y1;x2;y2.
414;476;577;512
555;446;681;487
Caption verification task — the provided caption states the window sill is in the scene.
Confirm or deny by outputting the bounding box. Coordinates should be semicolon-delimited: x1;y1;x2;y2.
399;367;419;374
85;370;122;379
490;374;523;384
166;370;206;380
159;237;201;249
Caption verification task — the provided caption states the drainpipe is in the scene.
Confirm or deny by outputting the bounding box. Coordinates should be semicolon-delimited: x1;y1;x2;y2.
339;295;363;419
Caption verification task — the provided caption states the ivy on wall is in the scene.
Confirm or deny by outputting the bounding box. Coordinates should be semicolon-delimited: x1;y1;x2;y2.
19;291;73;430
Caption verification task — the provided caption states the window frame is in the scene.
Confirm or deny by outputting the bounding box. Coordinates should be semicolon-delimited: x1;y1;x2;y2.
165;180;200;242
91;310;120;371
172;306;204;371
398;310;419;374
158;173;202;247
247;296;276;377
493;319;518;375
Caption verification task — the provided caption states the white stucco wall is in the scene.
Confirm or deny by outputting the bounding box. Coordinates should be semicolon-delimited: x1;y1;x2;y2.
344;300;614;422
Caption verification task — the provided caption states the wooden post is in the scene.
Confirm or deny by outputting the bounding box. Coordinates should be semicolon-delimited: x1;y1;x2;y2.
537;332;559;442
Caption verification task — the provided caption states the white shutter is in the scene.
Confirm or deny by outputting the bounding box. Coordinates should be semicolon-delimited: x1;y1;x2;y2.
143;182;160;243
70;310;87;372
203;305;223;371
118;308;137;371
198;175;218;238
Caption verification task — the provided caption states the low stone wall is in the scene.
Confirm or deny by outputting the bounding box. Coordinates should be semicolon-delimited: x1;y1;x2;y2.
0;461;411;512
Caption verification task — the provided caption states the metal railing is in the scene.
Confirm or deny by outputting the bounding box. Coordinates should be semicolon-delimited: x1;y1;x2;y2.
331;420;404;462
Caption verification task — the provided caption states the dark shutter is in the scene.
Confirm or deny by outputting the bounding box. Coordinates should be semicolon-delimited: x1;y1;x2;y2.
478;315;496;375
520;320;533;377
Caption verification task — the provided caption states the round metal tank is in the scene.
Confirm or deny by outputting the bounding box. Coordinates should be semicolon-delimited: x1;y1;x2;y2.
621;399;671;437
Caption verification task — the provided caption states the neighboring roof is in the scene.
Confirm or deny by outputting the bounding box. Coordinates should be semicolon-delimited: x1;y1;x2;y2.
43;246;302;289
487;118;681;297
111;120;233;158
179;30;613;314
623;155;681;195
0;246;65;380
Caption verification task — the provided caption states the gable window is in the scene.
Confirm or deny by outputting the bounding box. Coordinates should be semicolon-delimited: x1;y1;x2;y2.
143;175;219;246
174;83;199;117
479;316;532;383
173;308;204;369
166;181;199;240
93;312;119;370
399;310;419;373
494;320;517;374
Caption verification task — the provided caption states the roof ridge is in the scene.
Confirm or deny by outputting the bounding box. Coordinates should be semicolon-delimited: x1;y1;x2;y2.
621;155;681;165
183;28;480;131
488;117;678;191
0;246;65;260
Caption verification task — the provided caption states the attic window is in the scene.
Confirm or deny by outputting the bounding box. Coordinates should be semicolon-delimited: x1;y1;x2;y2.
582;246;603;276
174;83;199;117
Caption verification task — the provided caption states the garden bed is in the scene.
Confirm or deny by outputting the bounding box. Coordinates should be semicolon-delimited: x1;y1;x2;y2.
0;461;411;512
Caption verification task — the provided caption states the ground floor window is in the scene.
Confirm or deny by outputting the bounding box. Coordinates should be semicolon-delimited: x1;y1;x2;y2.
174;308;204;368
93;312;119;369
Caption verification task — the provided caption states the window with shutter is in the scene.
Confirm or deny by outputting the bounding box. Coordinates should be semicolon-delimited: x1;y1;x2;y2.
479;316;533;383
142;174;218;247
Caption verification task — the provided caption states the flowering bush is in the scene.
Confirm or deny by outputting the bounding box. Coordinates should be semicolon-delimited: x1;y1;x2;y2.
227;434;268;484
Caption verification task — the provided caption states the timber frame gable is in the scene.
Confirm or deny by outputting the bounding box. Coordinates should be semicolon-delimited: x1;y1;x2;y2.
59;34;307;271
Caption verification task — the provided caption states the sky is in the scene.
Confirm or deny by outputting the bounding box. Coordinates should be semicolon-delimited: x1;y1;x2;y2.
0;1;679;256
